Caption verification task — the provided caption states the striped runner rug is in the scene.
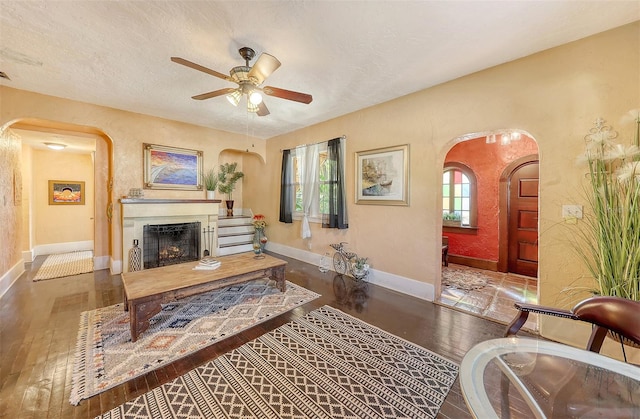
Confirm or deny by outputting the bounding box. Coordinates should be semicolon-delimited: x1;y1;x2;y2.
98;305;459;419
33;250;93;281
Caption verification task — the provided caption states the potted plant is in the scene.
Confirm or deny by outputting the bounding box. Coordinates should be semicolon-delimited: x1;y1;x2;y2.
442;212;461;227
202;168;218;200
217;162;244;216
352;256;369;279
567;113;640;347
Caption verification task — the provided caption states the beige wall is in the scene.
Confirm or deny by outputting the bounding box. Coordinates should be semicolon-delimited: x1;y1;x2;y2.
31;148;94;246
0;130;22;278
1;22;638;359
1;90;263;273
20;142;33;255
258;22;639;359
262;22;639;294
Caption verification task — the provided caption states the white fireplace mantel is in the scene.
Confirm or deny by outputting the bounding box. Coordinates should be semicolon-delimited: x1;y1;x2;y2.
120;199;220;273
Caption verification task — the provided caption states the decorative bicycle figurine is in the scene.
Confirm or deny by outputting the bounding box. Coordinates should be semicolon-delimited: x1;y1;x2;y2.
330;242;369;279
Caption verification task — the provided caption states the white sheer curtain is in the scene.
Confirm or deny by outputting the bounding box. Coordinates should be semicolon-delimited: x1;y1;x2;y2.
299;143;320;238
280;138;347;233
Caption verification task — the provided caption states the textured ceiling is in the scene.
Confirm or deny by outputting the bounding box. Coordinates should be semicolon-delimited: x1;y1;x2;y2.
1;1;639;142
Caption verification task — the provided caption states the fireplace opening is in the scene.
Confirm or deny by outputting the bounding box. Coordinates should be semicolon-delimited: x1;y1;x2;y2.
143;222;201;269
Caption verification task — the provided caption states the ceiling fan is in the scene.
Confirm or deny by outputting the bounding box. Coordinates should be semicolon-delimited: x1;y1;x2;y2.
171;47;313;116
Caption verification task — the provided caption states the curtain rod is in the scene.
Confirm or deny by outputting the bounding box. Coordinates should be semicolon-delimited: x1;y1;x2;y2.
280;135;346;152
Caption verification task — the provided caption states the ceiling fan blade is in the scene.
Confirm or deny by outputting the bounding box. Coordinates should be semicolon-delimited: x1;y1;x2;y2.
171;57;232;82
263;86;313;104
192;88;236;100
248;53;281;85
257;101;270;116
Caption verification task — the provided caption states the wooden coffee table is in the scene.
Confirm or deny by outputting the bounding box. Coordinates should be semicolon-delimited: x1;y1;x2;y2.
121;252;287;342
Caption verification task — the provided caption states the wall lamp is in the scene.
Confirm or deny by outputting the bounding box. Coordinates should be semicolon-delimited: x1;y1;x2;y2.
45;142;67;150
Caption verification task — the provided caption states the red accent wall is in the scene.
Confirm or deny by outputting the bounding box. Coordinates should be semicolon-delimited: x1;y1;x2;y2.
444;135;538;262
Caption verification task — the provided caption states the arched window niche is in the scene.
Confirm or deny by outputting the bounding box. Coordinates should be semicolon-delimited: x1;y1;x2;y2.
442;162;478;231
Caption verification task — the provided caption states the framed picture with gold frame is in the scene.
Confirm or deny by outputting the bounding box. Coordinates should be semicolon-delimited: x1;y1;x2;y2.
355;144;409;206
143;143;203;190
49;180;85;205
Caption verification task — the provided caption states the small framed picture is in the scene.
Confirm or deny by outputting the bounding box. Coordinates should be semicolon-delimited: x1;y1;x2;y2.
49;180;85;205
143;143;203;190
355;144;409;206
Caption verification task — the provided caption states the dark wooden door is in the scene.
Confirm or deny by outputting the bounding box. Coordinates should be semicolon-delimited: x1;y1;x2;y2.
508;161;539;277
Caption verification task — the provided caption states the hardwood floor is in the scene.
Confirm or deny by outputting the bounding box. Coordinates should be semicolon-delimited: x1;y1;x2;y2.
0;253;537;418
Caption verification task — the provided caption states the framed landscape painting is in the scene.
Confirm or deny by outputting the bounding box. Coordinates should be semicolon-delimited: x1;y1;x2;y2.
49;180;85;205
355;144;409;206
143;143;203;190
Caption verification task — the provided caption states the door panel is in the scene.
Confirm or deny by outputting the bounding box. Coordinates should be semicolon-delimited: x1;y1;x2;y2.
508;162;539;277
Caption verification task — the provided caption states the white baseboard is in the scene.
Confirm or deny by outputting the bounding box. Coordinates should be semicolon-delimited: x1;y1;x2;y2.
0;259;25;300
110;257;122;275
94;255;110;271
267;242;435;302
34;240;94;258
22;250;34;263
106;240;436;301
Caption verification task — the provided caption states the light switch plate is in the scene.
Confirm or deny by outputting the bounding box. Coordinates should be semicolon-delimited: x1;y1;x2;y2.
562;205;583;219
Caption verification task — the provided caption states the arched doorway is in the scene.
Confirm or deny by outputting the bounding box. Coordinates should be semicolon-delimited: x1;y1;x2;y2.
438;131;540;325
4;118;115;269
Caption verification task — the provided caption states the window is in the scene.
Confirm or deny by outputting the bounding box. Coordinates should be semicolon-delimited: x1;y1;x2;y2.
280;137;348;231
442;163;477;227
292;145;330;220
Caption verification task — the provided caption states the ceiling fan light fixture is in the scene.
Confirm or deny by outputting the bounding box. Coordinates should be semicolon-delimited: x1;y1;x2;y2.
45;142;66;150
229;66;250;83
247;100;259;113
171;47;312;117
226;89;242;107
249;91;263;105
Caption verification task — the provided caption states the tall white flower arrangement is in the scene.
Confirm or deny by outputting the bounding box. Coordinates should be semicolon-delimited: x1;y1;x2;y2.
573;112;640;300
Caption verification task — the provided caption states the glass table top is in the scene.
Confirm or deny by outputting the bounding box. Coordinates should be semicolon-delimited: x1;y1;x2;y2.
460;337;640;418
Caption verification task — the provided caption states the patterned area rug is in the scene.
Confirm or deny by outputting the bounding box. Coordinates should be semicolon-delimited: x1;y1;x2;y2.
70;279;319;405
33;250;93;281
442;266;490;291
98;305;459;419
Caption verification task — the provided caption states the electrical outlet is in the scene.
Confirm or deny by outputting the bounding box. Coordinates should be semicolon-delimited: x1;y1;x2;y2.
562;205;583;219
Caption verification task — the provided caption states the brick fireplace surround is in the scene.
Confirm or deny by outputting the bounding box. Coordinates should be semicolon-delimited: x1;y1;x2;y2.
120;199;220;273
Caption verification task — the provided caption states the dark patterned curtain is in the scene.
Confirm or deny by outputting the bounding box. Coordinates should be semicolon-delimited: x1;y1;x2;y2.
322;137;348;229
279;149;293;223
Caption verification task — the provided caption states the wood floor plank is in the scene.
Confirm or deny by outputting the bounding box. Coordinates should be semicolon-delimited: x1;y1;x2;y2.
0;252;540;418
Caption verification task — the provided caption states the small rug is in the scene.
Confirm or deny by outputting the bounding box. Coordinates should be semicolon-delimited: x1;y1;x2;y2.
70;279;319;405
442;266;490;291
33;250;93;281
98;305;459;419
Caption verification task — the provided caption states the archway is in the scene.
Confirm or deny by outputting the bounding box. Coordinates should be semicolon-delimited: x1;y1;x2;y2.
4;118;115;269
438;130;540;325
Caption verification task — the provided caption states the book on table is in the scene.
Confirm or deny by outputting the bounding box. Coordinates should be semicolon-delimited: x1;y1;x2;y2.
194;257;221;270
